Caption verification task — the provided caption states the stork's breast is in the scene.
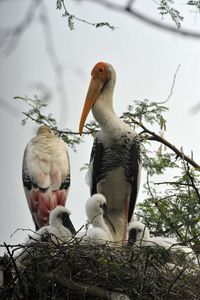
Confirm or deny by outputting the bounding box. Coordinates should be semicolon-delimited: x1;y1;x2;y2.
97;167;131;210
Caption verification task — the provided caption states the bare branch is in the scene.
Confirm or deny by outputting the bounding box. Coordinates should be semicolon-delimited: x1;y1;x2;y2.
0;97;21;118
0;0;42;55
158;64;181;104
45;272;130;299
186;168;200;203
136;121;200;169
146;172;184;240
85;0;200;39
4;243;27;299
38;2;69;123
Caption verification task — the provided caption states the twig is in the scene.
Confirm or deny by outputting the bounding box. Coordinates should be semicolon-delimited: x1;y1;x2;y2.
158;64;181;104
3;243;26;299
165;267;186;297
0;0;42;55
44;272;130;299
86;0;200;39
39;2;69;123
146;172;185;241
22;112;91;135
60;0;116;30
186;168;200;204
154;181;194;187
136;120;200;169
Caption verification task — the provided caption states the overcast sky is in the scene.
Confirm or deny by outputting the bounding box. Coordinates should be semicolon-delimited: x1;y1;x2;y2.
1;0;200;253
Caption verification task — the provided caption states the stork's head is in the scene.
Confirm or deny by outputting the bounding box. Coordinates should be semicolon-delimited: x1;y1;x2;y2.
128;221;150;246
79;62;116;135
37;125;51;135
49;206;76;235
86;194;115;233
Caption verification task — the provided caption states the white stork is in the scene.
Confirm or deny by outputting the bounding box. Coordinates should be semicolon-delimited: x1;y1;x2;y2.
77;194;115;243
79;62;142;241
22;125;70;230
128;221;198;265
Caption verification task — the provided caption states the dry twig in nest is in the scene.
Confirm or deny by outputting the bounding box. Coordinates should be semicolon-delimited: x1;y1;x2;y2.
0;238;200;299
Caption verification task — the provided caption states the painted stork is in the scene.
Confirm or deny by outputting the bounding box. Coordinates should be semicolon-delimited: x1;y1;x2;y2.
79;62;142;241
77;194;115;243
128;221;198;264
22;125;70;230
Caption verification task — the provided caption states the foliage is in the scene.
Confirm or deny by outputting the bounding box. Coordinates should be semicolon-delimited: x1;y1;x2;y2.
56;0;116;30
137;167;200;243
14;95;82;151
187;1;200;10
157;0;184;29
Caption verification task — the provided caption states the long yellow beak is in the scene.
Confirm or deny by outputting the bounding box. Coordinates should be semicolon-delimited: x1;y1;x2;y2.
79;76;104;135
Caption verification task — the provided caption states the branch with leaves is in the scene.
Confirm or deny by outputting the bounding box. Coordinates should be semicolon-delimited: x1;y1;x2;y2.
83;0;200;39
15;95;200;169
56;0;116;30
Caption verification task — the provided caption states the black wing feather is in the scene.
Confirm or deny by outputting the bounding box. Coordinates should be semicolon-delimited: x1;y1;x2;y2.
90;138;104;195
128;138;141;222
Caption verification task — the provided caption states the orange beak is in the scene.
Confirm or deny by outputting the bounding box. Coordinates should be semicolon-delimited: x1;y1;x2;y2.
79;62;109;135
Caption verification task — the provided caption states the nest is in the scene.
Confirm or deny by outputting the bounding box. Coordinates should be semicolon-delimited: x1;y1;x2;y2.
0;237;200;300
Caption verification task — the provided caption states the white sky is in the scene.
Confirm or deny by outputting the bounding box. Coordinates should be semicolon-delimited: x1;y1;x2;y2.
0;0;200;252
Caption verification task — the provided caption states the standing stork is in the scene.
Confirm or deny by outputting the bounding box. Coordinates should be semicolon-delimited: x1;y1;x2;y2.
79;62;142;241
22;125;70;230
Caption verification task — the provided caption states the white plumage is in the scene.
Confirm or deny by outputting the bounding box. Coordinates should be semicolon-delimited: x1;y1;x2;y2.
28;205;75;243
128;221;198;265
16;206;75;265
22;125;70;229
77;194;114;243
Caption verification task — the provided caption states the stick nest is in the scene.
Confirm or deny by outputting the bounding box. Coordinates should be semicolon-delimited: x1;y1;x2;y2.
1;237;200;299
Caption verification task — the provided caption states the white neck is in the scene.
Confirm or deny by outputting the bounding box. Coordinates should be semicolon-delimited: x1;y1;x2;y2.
92;92;125;135
52;219;67;235
92;214;112;238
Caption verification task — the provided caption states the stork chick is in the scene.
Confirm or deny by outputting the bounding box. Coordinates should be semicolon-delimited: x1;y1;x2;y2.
77;194;115;244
